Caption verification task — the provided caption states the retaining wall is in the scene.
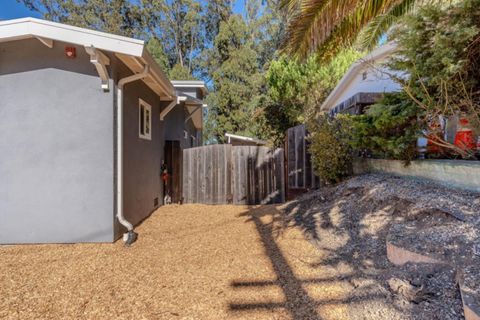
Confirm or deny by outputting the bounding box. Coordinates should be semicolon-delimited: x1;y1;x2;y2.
353;159;480;193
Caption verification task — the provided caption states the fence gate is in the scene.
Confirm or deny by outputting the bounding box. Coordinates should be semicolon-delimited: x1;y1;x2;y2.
285;124;320;199
182;144;285;205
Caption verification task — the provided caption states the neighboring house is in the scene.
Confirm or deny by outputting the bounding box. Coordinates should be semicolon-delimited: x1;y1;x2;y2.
0;17;185;244
225;133;267;146
162;81;208;203
320;42;401;115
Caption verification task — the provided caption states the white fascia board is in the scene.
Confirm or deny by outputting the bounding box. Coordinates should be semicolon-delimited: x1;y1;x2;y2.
320;62;363;112
142;50;176;98
320;42;398;112
171;80;206;86
0;17;144;57
225;133;267;145
171;80;209;95
0;17;177;99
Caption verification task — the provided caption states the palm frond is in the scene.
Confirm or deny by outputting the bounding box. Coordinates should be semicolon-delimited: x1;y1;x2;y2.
282;0;419;60
279;0;302;14
281;0;361;59
357;0;417;51
315;0;400;59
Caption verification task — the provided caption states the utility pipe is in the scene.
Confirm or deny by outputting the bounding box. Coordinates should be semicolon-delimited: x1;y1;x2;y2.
117;65;149;245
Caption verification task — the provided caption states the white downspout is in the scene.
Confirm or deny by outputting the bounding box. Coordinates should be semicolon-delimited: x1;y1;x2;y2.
117;65;149;245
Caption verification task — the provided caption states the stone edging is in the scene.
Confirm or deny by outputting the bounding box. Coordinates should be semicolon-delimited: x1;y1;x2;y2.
386;240;479;320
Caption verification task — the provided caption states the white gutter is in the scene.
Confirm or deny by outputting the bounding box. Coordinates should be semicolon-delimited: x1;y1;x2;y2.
116;64;149;245
171;80;209;95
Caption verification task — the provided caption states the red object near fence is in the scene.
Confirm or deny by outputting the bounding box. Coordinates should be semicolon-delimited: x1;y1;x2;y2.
454;118;476;150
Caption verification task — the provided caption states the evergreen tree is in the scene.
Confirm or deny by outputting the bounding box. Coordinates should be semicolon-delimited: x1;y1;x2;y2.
262;48;361;145
141;0;203;78
146;37;170;73
204;15;264;143
203;0;233;44
20;0;143;37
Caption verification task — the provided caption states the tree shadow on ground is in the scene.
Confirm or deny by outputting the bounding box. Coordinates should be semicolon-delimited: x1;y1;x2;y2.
227;176;467;320
227;185;411;320
230;207;322;320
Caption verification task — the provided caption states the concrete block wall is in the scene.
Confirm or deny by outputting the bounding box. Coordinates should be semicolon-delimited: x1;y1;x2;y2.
353;159;480;193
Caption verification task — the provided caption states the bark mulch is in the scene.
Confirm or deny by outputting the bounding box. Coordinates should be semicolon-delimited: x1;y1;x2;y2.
3;173;476;320
0;204;350;320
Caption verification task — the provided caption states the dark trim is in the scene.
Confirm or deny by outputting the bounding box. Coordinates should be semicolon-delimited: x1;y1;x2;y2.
329;92;384;116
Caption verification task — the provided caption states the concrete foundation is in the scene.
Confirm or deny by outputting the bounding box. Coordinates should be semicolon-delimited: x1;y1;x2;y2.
353;159;480;193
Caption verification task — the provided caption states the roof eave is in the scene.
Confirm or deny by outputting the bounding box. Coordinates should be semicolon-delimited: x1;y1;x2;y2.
142;50;176;98
320;42;398;112
0;17;176;99
171;80;209;95
0;17;145;57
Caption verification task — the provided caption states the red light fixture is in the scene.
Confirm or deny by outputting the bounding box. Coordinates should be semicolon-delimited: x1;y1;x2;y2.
65;46;76;58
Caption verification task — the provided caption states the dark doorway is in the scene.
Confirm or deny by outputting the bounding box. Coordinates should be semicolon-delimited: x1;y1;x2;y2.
164;140;182;203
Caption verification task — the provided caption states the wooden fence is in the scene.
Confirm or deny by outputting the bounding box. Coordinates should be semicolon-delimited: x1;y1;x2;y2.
182;144;285;205
285;124;320;196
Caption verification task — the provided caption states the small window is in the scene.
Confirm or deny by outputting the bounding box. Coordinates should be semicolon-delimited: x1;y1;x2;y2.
184;130;188;139
139;99;152;140
362;71;368;80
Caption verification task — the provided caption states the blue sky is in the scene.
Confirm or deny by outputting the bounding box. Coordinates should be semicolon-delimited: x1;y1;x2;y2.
1;0;246;20
1;0;41;20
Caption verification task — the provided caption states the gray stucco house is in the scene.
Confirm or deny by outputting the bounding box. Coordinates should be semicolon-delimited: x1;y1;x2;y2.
0;18;206;244
162;81;207;203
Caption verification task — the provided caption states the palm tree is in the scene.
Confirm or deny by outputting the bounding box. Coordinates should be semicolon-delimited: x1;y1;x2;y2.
280;0;418;60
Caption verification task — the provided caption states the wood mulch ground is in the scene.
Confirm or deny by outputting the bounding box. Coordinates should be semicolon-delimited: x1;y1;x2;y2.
0;204;350;320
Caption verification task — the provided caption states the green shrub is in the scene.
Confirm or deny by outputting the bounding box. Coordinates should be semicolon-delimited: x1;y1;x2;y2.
388;0;480;158
308;114;354;184
351;93;421;162
308;94;420;185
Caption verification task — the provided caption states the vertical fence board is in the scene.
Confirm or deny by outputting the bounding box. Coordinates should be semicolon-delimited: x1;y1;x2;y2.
285;124;320;195
182;145;285;204
225;144;233;203
219;145;226;203
295;125;304;188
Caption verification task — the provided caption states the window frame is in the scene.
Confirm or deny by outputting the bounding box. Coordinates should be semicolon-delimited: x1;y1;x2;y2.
138;99;152;141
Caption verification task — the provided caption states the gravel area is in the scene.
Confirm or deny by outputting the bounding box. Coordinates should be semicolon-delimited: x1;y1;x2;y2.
280;173;480;319
344;174;480;224
388;212;478;264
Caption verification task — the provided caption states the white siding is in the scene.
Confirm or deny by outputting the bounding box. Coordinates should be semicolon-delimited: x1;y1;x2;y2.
329;63;402;109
